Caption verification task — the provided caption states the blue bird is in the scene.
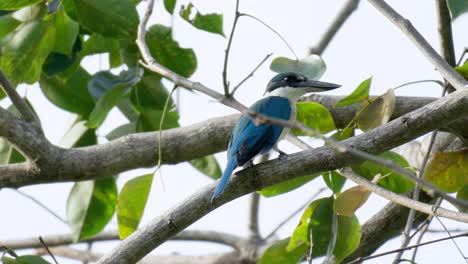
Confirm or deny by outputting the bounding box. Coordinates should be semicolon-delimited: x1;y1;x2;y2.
211;72;340;201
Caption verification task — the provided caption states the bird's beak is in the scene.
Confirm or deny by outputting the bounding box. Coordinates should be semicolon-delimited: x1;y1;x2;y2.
298;80;341;92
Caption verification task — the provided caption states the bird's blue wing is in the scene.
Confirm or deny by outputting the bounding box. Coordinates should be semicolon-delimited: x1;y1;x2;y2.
229;96;292;166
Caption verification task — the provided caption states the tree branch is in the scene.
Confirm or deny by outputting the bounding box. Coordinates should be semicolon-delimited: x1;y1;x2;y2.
0;95;466;188
0;230;246;251
95;88;468;264
367;0;467;90
309;0;361;55
0;69;40;125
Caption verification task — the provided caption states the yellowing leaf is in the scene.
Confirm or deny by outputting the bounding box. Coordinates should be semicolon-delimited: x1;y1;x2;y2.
423;150;468;193
356;88;395;131
334;186;371;216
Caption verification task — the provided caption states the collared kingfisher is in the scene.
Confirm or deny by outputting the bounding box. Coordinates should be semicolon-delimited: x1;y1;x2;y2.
211;72;340;201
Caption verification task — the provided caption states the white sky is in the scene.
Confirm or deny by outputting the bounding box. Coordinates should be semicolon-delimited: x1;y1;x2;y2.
1;0;467;263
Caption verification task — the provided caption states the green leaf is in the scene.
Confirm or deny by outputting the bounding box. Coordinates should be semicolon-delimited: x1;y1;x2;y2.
39;67;95;117
334;214;361;263
334;185;371;217
258;238;308;264
323;171;346;194
2;255;51;264
455;60;468;80
288;198;321;251
53;8;79;56
42;37;82;76
270;55;326;80
457;185;468;200
0;0;42;10
71;0;139;38
423;150;468;193
356;88;395;131
164;0;177;14
88;83;129;128
136;109;179;132
117;174;153;239
288;197;361;262
130;74;173;112
352;151;414;193
447;0;468;20
335;77;371;107
106;122;136;141
179;3;224;36
87;69;142;128
0;12;21;39
190;155;222;179
81;33;120;56
67;178;118;241
259;174;320;197
146;24;197;77
0;18;55;84
293;102;336;135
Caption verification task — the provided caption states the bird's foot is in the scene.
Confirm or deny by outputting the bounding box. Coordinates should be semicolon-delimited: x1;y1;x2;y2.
278;152;288;161
243;160;254;169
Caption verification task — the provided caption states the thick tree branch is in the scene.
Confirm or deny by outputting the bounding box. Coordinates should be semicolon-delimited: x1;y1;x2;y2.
367;0;467;90
0;69;40;125
95;88;468;264
0;95;466;188
310;0;361;55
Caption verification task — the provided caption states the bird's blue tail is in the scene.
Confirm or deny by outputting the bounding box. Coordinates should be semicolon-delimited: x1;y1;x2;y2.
211;157;237;202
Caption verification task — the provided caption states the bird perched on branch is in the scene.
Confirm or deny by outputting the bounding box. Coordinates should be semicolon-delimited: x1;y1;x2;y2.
211;72;340;201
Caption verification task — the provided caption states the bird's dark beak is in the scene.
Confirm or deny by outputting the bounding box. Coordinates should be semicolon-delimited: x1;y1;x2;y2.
298;80;341;92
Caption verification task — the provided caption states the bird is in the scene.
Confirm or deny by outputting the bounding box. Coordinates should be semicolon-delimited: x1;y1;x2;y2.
211;72;340;201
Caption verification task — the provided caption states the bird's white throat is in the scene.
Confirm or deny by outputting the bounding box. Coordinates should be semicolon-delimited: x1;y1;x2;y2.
264;86;309;102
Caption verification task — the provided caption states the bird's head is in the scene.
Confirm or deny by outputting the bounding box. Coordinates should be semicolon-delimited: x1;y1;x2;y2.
265;72;340;101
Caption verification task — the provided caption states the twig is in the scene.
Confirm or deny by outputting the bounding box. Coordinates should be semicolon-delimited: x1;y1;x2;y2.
427;228;468;233
435;0;456;67
1;229;246;251
410;198;442;262
367;0;467;90
264;187;327;240
393;80;444;90
347;231;468;264
0;70;39;125
310;0;360;55
39;236;59;264
248;192;261;240
432;214;468;262
339;168;468;223
238;13;298;60
230;53;273;96
12;189;68;225
393;130;438;263
222;0;241;95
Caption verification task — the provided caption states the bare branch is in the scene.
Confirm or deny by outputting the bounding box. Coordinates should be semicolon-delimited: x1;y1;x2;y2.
12;189;67;225
0;94;466;188
0;69;39;125
230;53;273;96
367;0;468;90
347;231;468;264
436;0;456;67
38;237;59;264
0;229;246;251
248;193;261;240
310;0;361;55
222;0;241;95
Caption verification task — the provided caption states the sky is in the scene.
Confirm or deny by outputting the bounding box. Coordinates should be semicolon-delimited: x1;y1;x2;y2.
1;0;467;263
